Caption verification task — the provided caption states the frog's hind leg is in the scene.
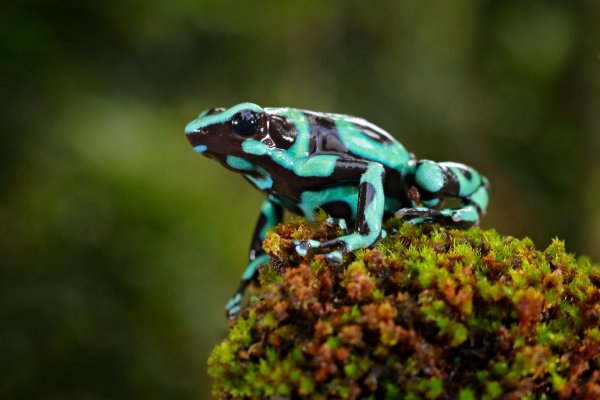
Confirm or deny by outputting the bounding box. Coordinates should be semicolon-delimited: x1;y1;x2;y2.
225;254;270;316
295;161;386;263
396;160;489;228
226;196;283;318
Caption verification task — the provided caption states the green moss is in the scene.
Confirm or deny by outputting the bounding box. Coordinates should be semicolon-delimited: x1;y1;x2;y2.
208;220;600;399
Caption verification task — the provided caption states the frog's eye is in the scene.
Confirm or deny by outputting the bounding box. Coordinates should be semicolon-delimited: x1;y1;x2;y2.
231;109;260;136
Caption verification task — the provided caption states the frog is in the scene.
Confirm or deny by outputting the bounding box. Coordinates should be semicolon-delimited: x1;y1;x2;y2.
185;102;489;317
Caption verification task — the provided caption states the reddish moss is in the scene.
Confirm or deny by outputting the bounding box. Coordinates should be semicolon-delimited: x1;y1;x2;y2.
209;220;600;399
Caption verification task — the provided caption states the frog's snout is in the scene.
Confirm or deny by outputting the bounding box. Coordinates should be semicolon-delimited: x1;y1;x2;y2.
185;122;209;154
185;119;203;136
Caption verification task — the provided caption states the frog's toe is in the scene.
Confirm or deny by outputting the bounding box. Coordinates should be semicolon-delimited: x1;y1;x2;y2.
406;217;426;225
394;208;409;219
396;207;427;220
225;293;243;318
324;250;344;265
294;239;321;256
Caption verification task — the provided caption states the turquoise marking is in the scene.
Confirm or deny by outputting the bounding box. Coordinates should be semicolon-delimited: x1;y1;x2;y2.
241;253;270;281
241;139;270;157
442;205;479;223
194;145;207;153
185;102;264;134
282;109;311;158
241;109;337;177
242;139;338;177
338;219;348;230
295;245;307;256
325;250;343;264
422;198;441;208
294;240;321;256
444;163;482;197
340;163;385;251
335;119;410;170
294;155;338;177
226;292;243;312
469;186;489;212
246;175;273;190
242;108;312;165
299;186;359;221
416;161;444;193
226;155;273;190
226;155;254;170
259;198;280;239
482;176;490;188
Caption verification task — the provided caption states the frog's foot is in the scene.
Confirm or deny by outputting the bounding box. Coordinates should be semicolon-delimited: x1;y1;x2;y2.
395;206;477;227
325;217;350;234
225;293;243;319
324;250;344;265
294;239;322;257
395;207;446;225
294;239;346;265
225;253;271;319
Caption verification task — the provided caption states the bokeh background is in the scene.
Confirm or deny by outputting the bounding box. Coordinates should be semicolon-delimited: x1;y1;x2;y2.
1;1;599;398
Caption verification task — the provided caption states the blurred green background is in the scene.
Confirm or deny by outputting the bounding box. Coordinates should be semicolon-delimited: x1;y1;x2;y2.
1;0;599;398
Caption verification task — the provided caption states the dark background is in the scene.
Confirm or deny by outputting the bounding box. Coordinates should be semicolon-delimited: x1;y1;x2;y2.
1;1;599;398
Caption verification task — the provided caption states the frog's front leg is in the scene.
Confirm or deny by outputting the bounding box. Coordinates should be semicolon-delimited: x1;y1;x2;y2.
396;160;489;227
226;195;283;317
295;162;386;263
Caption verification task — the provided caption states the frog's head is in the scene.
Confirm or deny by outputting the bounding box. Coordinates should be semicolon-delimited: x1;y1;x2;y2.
185;102;267;163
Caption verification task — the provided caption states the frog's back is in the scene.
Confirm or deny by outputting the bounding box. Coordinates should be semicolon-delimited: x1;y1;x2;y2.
265;107;412;172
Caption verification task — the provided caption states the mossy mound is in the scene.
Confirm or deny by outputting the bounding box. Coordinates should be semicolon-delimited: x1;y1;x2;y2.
208;218;600;399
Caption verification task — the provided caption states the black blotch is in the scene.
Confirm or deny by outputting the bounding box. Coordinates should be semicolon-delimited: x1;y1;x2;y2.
307;114;347;154
360;181;376;207
268;115;296;150
355;181;377;235
384;168;404;202
442;165;460;196
462;168;472;180
350;119;394;144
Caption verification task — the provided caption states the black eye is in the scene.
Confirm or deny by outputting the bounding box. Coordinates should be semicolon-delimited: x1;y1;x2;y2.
231;110;259;136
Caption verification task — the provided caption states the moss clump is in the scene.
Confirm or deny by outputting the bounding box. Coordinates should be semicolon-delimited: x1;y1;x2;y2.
208;219;600;399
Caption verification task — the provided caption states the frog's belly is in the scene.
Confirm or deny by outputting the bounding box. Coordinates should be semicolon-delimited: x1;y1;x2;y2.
298;185;359;222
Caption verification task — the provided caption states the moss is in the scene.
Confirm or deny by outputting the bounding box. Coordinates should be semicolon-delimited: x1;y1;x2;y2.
208;219;600;399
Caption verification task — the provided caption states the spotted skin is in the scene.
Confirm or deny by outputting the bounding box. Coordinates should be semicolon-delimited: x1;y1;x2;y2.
185;102;490;317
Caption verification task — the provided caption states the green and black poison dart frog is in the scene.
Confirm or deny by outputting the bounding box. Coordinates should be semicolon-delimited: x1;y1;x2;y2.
185;103;489;317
